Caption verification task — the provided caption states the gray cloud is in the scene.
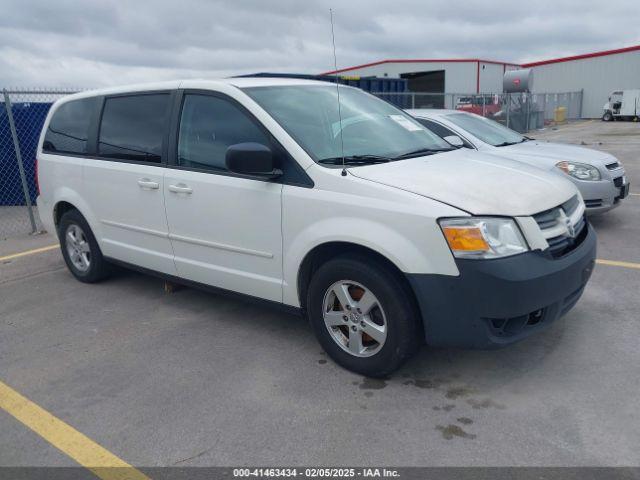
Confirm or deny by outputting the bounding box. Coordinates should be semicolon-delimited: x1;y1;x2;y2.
1;0;639;87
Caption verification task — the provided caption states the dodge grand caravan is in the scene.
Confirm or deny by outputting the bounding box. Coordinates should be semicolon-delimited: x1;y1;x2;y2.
37;79;597;377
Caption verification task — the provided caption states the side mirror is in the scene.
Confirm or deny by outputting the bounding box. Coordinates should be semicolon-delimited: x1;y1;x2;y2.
443;135;464;148
225;143;282;179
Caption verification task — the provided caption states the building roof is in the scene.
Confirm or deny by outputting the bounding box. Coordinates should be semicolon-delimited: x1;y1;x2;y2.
321;58;517;75
321;44;640;74
520;44;640;67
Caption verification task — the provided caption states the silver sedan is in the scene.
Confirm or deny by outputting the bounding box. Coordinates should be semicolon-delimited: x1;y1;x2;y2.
407;109;630;214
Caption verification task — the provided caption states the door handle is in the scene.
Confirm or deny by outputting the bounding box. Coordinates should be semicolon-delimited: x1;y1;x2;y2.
137;179;159;190
168;183;193;194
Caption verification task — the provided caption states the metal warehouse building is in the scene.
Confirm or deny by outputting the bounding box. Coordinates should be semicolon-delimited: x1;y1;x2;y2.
322;59;521;101
323;45;640;118
522;45;640;118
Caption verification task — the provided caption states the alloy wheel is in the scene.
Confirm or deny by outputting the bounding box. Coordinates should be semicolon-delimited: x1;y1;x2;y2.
65;224;91;272
322;280;387;357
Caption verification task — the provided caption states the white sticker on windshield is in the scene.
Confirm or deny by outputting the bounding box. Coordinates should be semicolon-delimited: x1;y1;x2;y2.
389;115;423;131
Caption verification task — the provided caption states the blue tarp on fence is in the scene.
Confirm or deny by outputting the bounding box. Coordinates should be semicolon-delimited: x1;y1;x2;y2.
0;101;52;205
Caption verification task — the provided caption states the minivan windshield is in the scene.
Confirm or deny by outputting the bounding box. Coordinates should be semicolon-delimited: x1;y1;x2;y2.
243;85;452;165
444;112;526;147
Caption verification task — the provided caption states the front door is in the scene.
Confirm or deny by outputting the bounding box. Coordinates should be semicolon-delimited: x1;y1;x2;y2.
163;92;283;302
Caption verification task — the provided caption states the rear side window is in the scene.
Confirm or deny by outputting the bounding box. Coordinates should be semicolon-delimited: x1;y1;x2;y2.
177;94;270;171
43;98;97;154
98;94;170;163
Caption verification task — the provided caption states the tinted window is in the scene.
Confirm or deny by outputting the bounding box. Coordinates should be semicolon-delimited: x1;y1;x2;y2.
43;98;97;154
98;94;169;162
178;94;270;171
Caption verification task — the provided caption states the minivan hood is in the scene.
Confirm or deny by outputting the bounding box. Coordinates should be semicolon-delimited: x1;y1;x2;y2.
497;141;616;168
350;149;576;216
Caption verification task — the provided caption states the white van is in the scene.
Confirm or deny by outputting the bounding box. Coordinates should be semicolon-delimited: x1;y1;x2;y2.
602;90;640;121
37;79;597;377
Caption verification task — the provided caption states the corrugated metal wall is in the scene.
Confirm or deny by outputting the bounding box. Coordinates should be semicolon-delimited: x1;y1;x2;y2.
478;63;505;93
334;62;478;93
328;51;640;117
329;61;519;95
529;50;640;118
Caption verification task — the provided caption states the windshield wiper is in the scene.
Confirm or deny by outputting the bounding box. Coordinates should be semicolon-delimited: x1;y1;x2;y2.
494;141;521;147
393;147;455;160
318;155;391;166
495;137;530;147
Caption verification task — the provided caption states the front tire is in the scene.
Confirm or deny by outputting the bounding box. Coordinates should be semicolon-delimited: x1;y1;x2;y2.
58;209;111;283
602;111;613;121
307;255;421;377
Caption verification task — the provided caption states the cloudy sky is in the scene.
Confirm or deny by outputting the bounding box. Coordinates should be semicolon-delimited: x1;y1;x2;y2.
1;0;639;88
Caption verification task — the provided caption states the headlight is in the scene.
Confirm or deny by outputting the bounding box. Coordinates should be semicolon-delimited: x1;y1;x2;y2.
556;161;601;181
439;217;529;259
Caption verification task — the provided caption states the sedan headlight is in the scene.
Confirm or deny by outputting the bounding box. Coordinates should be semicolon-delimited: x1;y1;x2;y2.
439;217;529;259
556;161;601;181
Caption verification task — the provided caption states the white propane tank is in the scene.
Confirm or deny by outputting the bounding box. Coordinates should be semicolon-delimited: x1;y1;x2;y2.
503;69;533;93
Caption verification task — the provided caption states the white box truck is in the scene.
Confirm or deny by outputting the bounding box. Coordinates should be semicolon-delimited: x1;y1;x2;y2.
602;90;640;121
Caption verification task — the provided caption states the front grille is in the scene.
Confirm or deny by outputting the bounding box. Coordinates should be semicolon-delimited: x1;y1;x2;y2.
584;199;603;208
546;235;572;257
561;195;580;216
532;208;558;230
613;176;624;187
544;215;587;258
532;195;579;229
532;195;587;259
606;162;621;170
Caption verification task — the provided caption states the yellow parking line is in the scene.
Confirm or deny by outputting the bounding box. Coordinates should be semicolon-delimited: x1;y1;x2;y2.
596;259;640;270
0;244;59;262
0;380;150;480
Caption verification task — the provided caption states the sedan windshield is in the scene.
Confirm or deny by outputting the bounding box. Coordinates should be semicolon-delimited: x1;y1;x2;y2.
445;112;526;147
243;85;451;164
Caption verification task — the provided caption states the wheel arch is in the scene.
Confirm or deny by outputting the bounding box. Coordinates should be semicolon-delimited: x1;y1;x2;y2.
53;200;78;227
296;241;420;318
51;190;101;243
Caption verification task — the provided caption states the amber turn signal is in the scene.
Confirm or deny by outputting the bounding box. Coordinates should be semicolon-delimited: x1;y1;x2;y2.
442;226;490;253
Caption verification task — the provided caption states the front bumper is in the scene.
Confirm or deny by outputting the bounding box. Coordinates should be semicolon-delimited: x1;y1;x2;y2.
407;224;597;349
574;172;629;214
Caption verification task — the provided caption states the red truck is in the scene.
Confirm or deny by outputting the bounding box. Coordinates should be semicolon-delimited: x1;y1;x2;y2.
456;95;502;117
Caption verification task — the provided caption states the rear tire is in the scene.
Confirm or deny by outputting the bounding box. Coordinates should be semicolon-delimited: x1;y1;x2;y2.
306;255;421;377
58;209;111;283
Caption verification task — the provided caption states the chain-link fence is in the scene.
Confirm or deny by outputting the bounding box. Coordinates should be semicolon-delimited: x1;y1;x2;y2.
1;89;79;239
371;91;583;133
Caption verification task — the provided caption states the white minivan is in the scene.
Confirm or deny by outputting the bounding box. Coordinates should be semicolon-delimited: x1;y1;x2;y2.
37;79;597;377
